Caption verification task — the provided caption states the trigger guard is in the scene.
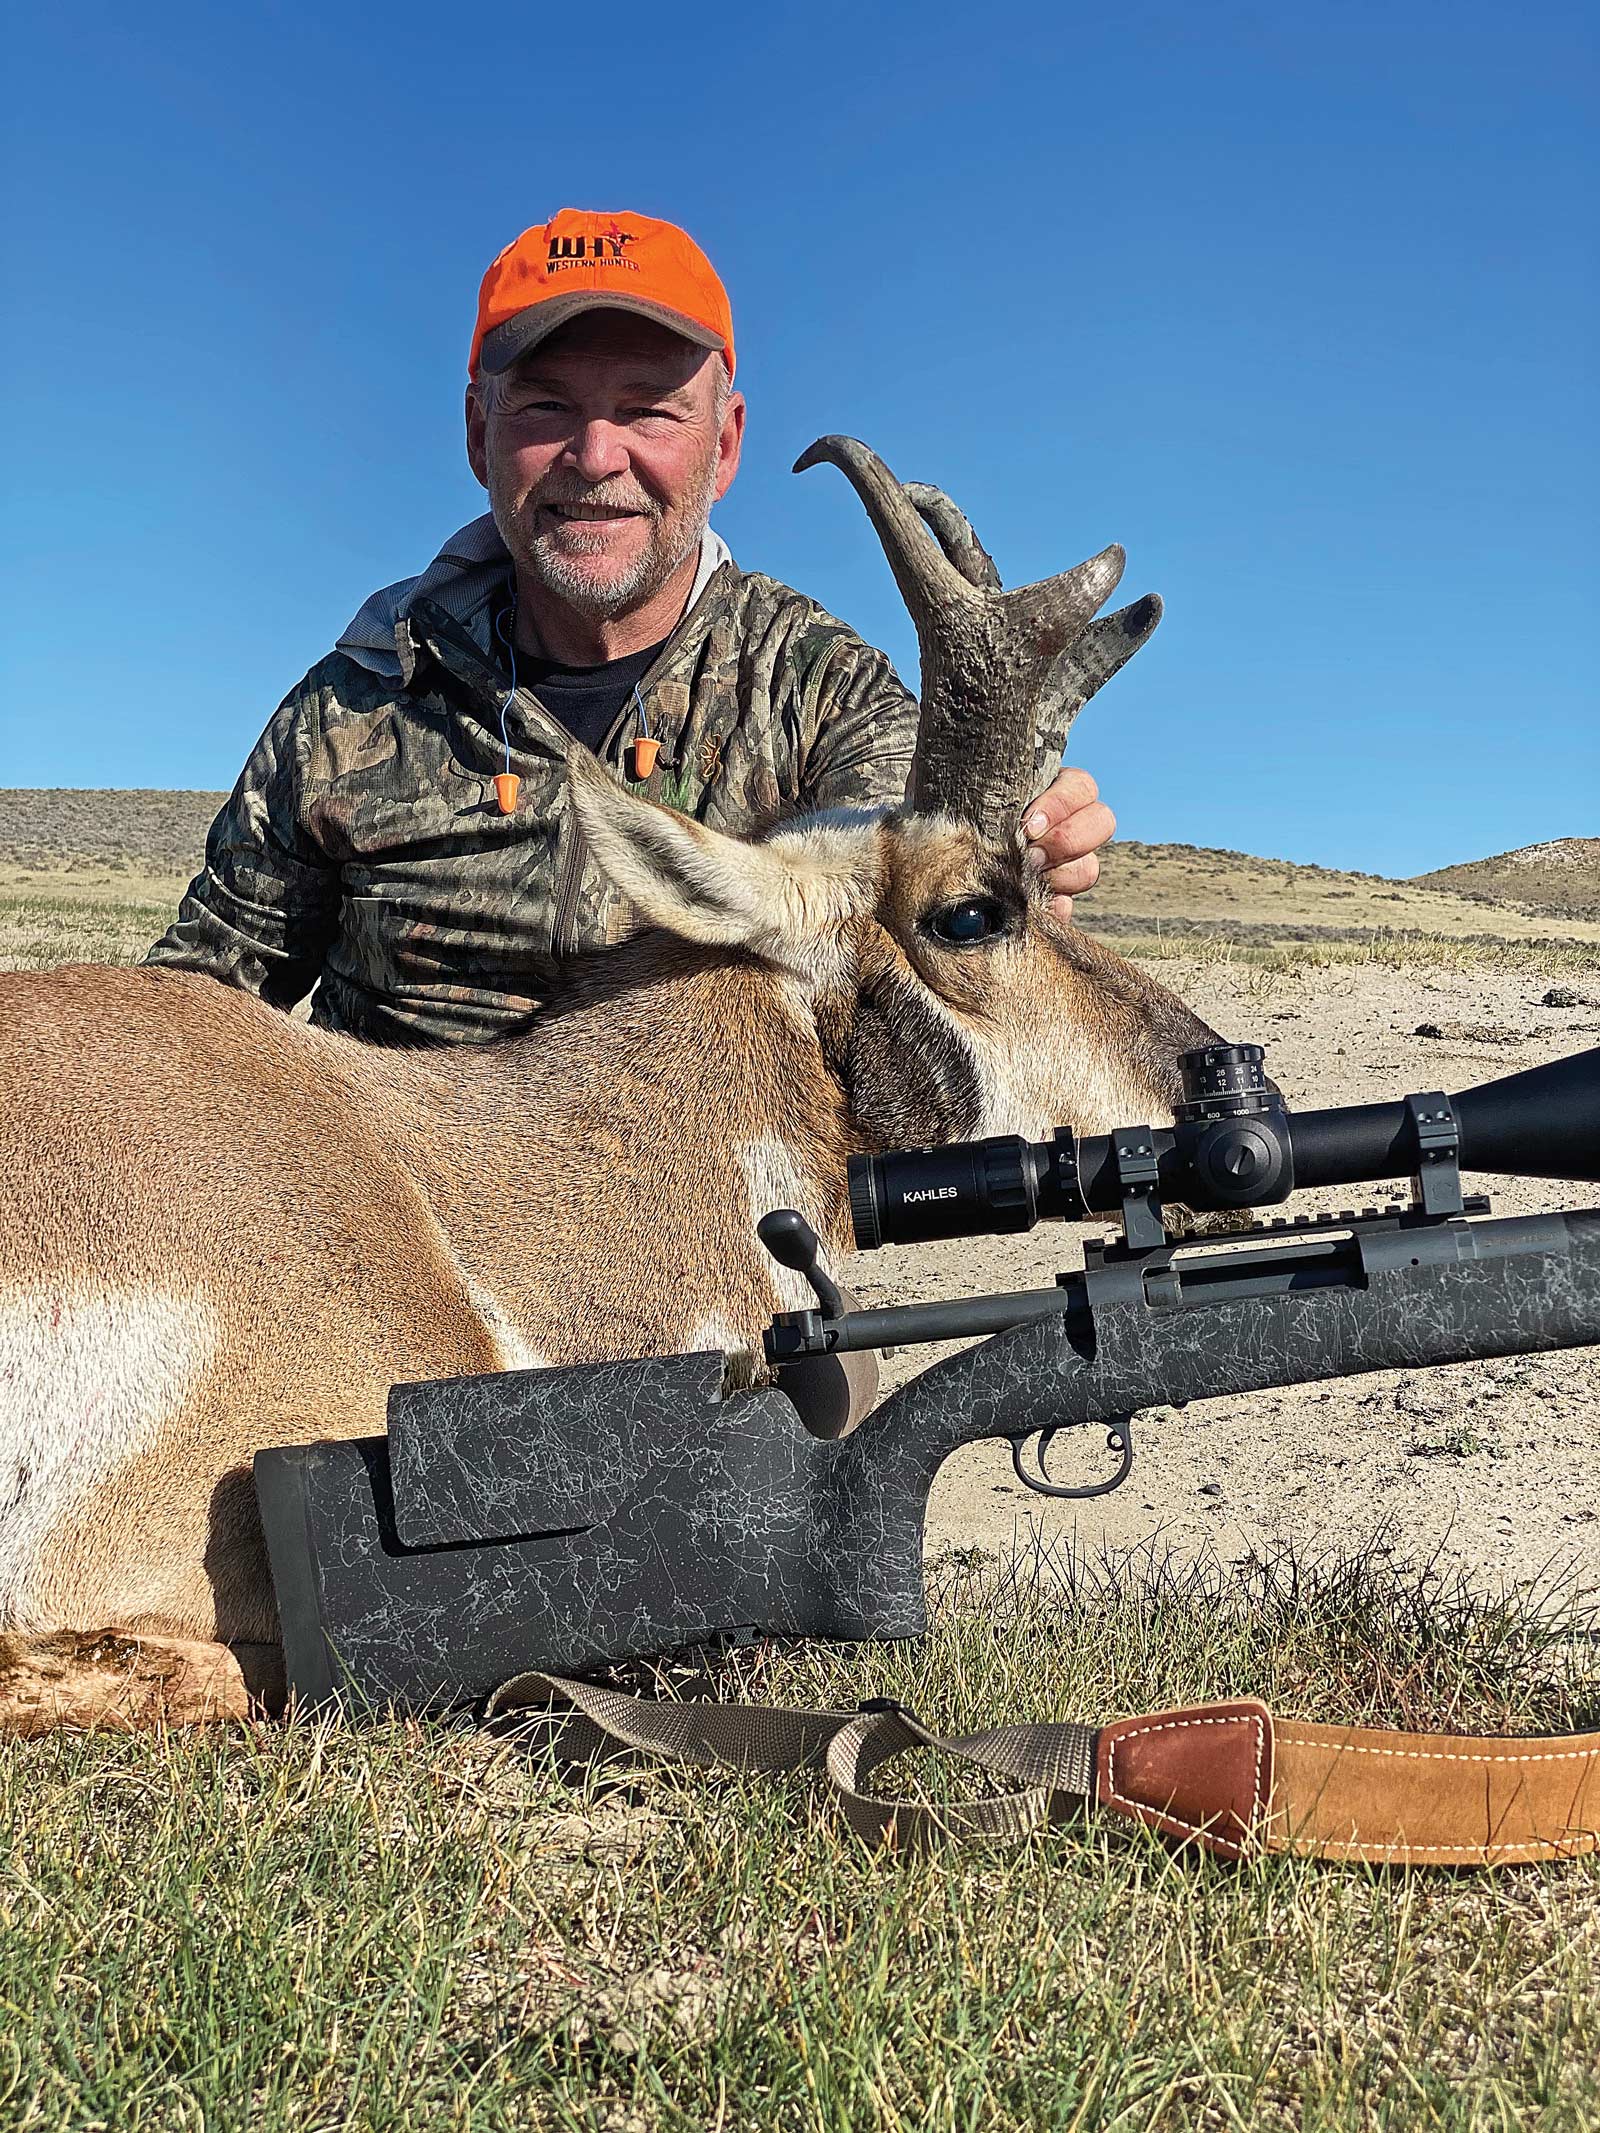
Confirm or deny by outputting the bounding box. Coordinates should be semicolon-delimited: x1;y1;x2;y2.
1010;1418;1135;1501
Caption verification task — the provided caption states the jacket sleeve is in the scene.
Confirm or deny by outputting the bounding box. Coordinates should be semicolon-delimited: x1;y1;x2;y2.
143;679;338;1010
796;635;919;812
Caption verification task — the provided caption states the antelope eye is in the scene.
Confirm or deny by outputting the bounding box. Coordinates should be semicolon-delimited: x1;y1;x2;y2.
928;897;1008;946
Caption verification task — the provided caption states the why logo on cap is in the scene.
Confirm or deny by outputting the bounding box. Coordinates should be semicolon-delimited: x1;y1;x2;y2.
548;225;637;266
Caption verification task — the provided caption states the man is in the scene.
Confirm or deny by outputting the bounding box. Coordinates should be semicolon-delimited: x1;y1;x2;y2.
148;210;1115;1044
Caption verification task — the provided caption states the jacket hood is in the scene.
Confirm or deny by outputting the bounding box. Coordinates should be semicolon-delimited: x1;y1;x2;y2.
335;514;735;681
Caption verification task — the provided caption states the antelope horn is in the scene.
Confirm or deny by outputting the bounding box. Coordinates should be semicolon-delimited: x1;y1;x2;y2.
793;436;985;622
1034;591;1164;771
794;435;1138;837
903;481;1002;591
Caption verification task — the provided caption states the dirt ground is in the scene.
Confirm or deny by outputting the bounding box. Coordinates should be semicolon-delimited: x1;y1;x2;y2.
857;957;1600;1594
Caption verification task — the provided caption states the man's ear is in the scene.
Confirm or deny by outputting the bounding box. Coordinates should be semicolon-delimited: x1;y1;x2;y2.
565;746;860;972
465;381;489;490
713;384;746;504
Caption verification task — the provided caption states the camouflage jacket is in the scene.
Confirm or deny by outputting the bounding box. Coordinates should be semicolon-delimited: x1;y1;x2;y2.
145;560;917;1044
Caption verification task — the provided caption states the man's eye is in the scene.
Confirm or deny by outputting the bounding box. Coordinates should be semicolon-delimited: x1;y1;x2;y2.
927;898;1009;946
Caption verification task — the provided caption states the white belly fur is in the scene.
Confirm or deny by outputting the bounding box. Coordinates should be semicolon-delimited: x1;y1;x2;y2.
0;1285;220;1622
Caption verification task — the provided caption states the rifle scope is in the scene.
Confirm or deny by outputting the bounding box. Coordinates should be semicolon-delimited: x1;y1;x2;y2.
848;1043;1600;1251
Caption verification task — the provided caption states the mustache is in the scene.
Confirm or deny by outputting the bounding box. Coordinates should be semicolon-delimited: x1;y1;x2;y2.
529;478;660;518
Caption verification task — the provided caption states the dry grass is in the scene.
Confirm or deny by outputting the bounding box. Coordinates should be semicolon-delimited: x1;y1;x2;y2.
0;875;184;973
3;1545;1597;2132
1084;838;1600;947
5;864;1596;987
4;788;1599;961
1098;925;1600;982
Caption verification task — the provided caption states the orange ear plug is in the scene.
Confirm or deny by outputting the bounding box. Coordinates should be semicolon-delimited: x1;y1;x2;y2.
628;736;662;780
493;772;521;815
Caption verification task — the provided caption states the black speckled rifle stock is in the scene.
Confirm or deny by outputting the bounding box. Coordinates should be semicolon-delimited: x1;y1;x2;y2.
255;1204;1600;1713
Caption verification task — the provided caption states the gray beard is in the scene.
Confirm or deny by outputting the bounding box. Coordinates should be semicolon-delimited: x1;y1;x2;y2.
497;458;718;623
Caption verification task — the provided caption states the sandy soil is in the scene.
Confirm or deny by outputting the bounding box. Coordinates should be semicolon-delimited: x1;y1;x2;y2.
853;957;1600;1594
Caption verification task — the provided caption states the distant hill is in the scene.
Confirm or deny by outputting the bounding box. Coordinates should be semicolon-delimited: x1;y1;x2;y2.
0;788;224;875
1412;839;1600;922
2;789;1597;948
1077;837;1600;946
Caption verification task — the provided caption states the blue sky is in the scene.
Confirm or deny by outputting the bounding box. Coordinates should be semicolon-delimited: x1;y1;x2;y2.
2;0;1594;873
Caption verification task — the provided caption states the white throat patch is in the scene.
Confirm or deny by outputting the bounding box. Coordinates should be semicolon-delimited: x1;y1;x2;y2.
740;1138;832;1314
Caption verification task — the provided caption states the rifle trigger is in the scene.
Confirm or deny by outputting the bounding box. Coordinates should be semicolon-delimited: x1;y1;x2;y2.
1010;1417;1136;1500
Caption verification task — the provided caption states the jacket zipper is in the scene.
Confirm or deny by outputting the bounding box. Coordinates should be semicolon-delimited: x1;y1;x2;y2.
452;558;729;961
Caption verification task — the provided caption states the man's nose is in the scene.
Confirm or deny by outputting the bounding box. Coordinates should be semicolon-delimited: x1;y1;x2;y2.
566;421;630;484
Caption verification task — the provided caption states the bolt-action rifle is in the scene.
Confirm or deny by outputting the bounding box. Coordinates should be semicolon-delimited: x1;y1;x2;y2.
257;1042;1600;1719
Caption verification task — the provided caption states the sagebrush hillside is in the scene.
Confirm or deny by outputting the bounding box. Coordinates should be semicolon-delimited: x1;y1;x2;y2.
1414;838;1600;921
0;788;225;874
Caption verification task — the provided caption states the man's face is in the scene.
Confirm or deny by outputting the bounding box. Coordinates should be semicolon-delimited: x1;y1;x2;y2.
466;311;744;622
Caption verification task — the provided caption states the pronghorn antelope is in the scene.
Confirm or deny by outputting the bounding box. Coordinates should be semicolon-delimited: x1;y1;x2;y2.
0;439;1221;1733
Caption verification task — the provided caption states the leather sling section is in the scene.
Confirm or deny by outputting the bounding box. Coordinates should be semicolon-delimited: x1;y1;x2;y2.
1268;1719;1600;1866
488;1674;1600;1867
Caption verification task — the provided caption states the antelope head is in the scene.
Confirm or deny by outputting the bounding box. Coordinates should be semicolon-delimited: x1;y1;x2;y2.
568;436;1219;1161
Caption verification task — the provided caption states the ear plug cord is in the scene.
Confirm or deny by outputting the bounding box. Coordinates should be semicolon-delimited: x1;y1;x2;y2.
493;599;522;814
493;601;659;795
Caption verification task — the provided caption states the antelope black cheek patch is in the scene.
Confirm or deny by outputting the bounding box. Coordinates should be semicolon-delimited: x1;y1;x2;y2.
840;979;984;1150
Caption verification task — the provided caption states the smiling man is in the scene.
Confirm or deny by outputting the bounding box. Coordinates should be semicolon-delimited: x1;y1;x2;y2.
147;210;1118;1045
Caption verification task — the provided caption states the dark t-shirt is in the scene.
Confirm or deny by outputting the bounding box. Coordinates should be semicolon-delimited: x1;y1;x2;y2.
519;636;672;755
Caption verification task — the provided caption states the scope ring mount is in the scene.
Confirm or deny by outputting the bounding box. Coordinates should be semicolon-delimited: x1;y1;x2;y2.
1010;1417;1135;1501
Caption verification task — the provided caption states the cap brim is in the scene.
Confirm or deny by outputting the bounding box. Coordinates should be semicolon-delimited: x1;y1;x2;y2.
478;293;726;375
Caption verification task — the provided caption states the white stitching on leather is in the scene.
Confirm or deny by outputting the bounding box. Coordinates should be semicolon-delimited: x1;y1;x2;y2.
1277;1732;1600;1767
1105;1712;1268;1851
1303;1832;1597;1860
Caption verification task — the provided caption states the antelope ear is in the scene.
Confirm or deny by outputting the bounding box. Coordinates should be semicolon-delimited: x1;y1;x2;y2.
565;748;856;968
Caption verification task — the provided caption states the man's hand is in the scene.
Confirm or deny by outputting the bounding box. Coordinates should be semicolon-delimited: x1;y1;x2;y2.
1022;766;1115;923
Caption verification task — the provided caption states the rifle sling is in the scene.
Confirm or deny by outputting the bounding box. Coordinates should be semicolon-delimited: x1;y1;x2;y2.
486;1673;1600;1867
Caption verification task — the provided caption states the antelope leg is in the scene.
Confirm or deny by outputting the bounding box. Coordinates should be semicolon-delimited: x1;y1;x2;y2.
0;1628;268;1735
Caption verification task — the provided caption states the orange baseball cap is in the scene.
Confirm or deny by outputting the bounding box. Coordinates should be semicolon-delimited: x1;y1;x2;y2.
470;210;735;380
